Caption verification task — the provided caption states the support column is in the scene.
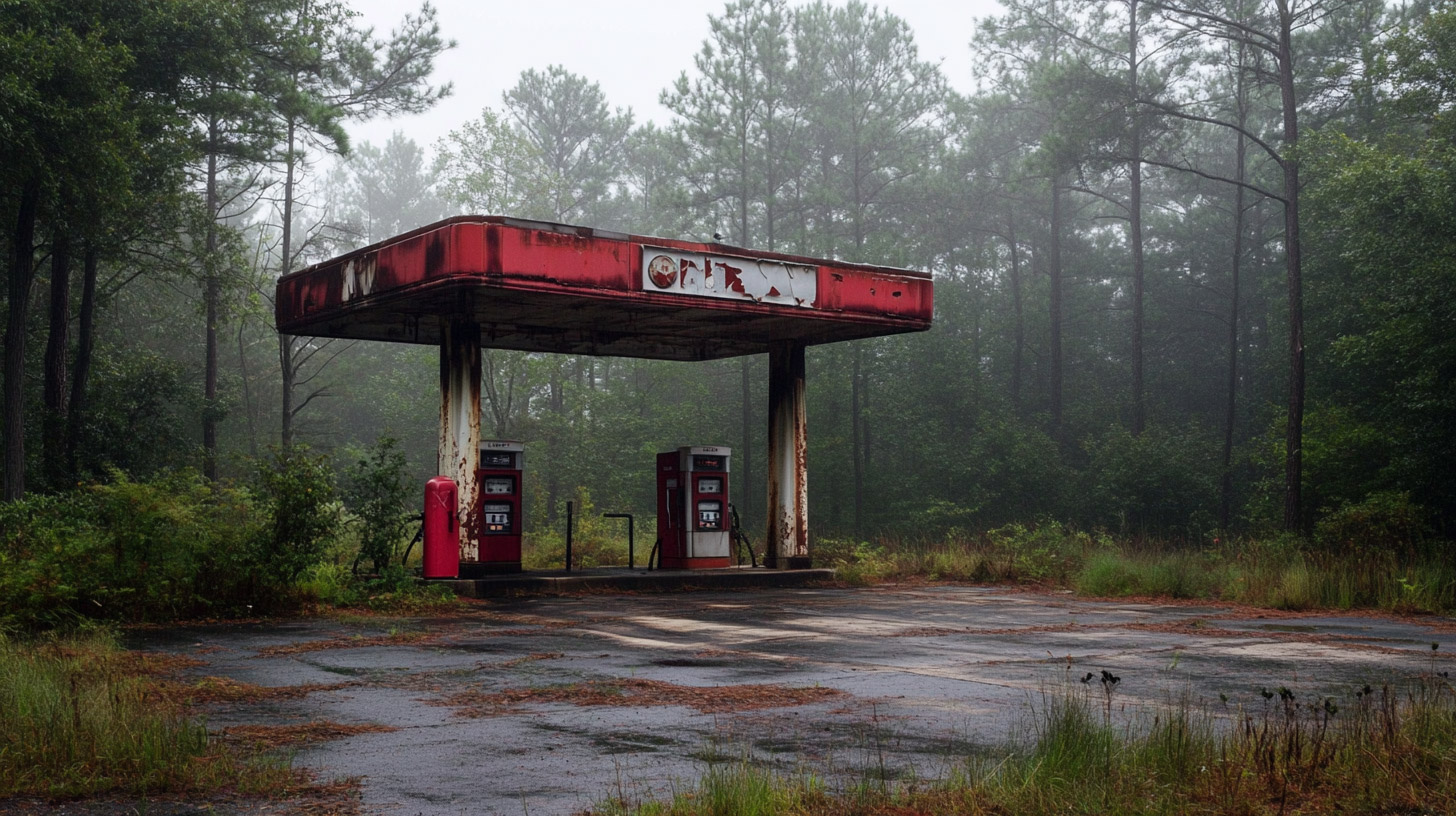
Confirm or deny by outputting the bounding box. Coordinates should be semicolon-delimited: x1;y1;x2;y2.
766;342;810;569
439;320;481;565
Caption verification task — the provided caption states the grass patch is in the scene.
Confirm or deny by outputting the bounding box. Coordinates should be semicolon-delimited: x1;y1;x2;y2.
596;674;1456;815
817;525;1456;614
0;632;305;799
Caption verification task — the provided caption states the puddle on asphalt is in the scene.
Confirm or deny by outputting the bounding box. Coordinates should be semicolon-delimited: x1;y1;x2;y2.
650;657;726;667
592;731;682;754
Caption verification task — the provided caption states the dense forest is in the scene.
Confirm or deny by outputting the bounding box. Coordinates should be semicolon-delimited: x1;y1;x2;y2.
3;0;1453;555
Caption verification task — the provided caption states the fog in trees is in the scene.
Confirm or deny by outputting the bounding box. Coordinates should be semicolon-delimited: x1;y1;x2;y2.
4;0;1453;553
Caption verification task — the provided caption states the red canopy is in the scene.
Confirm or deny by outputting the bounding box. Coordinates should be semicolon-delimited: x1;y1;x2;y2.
275;216;933;360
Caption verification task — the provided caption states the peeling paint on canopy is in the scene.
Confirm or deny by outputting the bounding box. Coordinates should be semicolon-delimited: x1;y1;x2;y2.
274;216;932;361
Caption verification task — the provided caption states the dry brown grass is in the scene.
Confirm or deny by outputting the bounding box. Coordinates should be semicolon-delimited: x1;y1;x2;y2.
220;721;399;751
434;678;845;718
500;651;564;667
254;629;447;656
156;676;360;707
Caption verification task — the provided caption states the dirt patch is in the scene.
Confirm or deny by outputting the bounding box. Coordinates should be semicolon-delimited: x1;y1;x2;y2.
0;777;361;816
253;630;449;657
432;678;845;717
220;721;399;751
500;652;564;667
162;676;360;706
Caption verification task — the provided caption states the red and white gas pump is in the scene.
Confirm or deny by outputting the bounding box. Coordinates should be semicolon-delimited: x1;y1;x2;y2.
464;440;524;576
656;446;731;569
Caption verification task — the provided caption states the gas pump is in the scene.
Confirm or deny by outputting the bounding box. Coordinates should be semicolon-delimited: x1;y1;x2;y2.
655;446;731;569
466;440;524;576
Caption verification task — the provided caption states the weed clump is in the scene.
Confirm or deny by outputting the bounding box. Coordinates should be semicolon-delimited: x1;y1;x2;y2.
595;671;1456;815
815;523;1456;614
0;632;301;799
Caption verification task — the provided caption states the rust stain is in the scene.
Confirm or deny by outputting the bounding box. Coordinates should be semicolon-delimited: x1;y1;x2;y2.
424;235;446;275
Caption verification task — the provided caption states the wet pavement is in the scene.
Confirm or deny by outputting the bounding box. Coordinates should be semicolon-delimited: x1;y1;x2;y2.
130;585;1456;816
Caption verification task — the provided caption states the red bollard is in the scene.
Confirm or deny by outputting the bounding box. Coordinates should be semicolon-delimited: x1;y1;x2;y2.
422;476;459;579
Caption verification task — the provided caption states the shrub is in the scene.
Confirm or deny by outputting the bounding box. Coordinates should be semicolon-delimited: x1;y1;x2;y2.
0;632;294;798
0;471;264;630
522;487;630;570
986;522;1094;584
342;436;414;574
1315;490;1431;558
1084;426;1218;536
251;446;340;587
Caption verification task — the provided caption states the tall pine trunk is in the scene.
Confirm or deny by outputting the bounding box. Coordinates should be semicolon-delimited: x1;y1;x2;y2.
1221;48;1250;532
279;120;298;447
851;346;863;537
1128;0;1146;436
3;177;41;500
43;233;72;489
66;245;99;480
1276;0;1304;532
1008;212;1025;412
1048;177;1065;433
203;120;221;480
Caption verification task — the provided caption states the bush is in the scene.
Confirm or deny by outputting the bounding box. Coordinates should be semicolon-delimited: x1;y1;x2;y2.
0;471;264;630
251;446;340;587
342;436;414;574
1315;490;1431;558
986;522;1096;584
1084;426;1218;536
522;487;630;570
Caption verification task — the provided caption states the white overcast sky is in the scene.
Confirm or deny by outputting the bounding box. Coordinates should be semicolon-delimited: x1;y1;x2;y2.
345;0;1005;152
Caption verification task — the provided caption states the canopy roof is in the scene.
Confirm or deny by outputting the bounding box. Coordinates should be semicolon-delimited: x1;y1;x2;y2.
275;216;933;361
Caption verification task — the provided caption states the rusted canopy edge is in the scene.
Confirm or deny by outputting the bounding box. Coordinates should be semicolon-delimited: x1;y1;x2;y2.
275;216;933;361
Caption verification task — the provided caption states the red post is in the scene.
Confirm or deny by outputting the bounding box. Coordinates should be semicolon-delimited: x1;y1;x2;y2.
423;476;459;579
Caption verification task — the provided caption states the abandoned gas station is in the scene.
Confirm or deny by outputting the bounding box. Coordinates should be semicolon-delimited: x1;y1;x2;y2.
274;216;933;581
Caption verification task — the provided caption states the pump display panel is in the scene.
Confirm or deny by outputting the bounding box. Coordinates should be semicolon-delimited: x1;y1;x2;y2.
481;451;516;468
482;502;513;533
697;477;722;494
692;455;725;471
482;476;515;495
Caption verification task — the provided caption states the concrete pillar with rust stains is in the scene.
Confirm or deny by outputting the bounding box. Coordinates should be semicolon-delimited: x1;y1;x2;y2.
766;341;810;569
439;319;482;567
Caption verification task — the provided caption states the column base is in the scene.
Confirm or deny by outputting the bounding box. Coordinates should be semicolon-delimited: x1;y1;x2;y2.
458;561;523;578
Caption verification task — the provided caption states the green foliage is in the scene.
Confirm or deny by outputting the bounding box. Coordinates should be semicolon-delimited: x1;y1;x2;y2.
596;677;1456;815
1083;427;1219;536
251;446;339;587
0;471;264;630
1074;547;1231;599
0;632;294;798
986;522;1095;584
1315;490;1431;557
74;349;203;481
342;436;413;574
522;487;631;570
815;528;1456;615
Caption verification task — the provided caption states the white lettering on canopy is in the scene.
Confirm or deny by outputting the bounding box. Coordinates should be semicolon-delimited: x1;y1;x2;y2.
641;246;817;308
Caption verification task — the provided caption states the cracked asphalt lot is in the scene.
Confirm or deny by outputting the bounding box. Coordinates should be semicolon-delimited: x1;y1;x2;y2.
125;585;1456;815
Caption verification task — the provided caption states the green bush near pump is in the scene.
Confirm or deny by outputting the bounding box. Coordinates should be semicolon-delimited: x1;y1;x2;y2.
0;451;350;631
341;436;415;574
0;470;264;630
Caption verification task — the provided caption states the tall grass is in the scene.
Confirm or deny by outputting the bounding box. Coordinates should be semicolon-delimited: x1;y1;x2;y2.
816;526;1456;614
599;675;1456;815
0;632;295;798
